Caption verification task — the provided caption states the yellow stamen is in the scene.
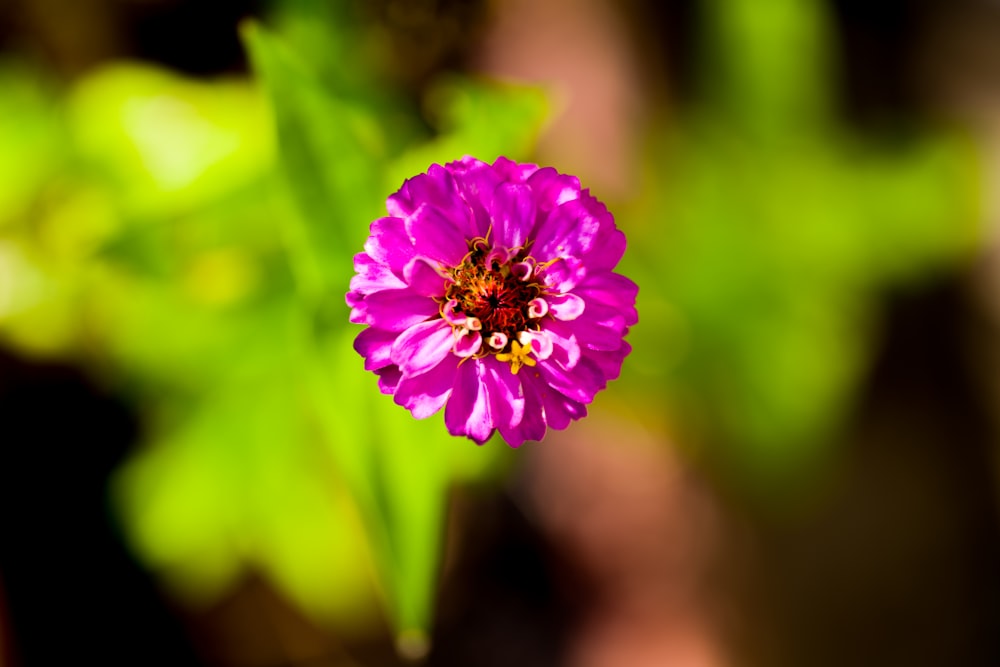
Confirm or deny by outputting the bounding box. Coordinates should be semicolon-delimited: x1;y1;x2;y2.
496;340;536;375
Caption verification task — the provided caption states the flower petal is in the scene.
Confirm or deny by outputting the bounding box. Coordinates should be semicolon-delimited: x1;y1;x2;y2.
447;156;500;238
491;183;535;248
574;272;638;325
404;257;451;297
403;166;476;236
394;355;459;418
537;356;606;404
445;359;494;443
358;289;438;331
516;329;554;361
521;371;586;431
585;341;631;382
349;252;405;298
547;293;586;321
376;365;402;395
539;319;581;369
572;301;628;351
492;156;539;184
500;372;548;445
531;198;600;263
454;330;483;358
363;217;414;275
391;318;455;376
526;167;581;211
354;327;398;371
405;203;469;266
483;356;525;435
538;256;586;293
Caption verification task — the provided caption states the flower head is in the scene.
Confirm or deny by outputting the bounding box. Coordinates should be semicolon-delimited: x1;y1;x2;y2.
347;156;638;446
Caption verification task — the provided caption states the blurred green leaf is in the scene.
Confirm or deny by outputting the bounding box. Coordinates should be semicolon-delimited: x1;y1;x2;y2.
622;0;981;488
66;64;274;220
0;62;63;227
243;20;387;302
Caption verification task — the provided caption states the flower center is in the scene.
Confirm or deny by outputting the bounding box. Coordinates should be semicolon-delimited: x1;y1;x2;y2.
442;238;547;364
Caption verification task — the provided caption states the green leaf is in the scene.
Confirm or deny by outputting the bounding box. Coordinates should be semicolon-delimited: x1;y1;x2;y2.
242;21;386;300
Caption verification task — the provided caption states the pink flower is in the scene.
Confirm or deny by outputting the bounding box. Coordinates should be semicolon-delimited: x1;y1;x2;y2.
347;157;637;446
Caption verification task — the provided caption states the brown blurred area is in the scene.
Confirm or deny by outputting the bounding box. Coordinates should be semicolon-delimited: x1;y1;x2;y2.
2;1;1000;666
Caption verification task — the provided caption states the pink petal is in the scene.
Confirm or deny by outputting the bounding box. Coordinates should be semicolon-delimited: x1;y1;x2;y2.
491;183;535;249
406;204;468;266
572;301;628;351
445;359;494;443
537;356;606;405
539;319;581;369
526;167;581;211
394;355;459;418
454;330;483;358
547;293;585;321
404;166;477;237
376;366;402;394
359;289;438;331
574;272;638;325
446;157;499;238
530;198;600;263
349;252;405;296
391;319;455;376
585;341;631;382
354;327;398;371
363;217;414;274
404;257;451;297
492;156;539;183
516;329;554;361
483;356;525;432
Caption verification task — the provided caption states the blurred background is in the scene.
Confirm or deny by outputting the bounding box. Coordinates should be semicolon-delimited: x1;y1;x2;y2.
1;0;999;665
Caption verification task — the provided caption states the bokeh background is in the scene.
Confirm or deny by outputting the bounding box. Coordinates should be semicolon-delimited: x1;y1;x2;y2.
1;0;1000;665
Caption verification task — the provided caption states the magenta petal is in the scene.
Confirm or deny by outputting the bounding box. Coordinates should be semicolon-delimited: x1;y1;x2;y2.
538;256;586;293
492;156;539;184
587;228;627;271
539;319;581;370
573;301;628;351
538;356;606;404
404;166;477;237
445;359;494;443
531;199;600;262
364;217;414;274
575;272;639;325
547;293;586;321
446;157;499;238
349;252;405;297
391;319;454;376
540;385;587;430
517;329;554;361
354;327;398;371
483;356;525;431
406;204;468;266
501;373;547;445
454;330;483;358
394;355;459;418
404;257;451;297
586;341;631;382
526;167;581;211
491;183;535;248
359;289;438;331
376;365;402;394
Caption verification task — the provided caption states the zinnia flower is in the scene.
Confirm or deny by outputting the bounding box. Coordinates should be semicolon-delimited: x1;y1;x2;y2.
347;156;637;446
